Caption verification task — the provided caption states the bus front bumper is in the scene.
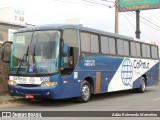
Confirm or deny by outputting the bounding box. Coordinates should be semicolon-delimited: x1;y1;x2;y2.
8;85;59;99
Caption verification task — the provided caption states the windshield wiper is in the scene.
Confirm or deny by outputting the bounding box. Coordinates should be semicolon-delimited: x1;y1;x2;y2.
32;45;38;74
16;46;29;74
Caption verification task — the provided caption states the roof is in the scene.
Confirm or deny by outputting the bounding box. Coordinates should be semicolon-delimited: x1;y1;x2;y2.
16;24;134;40
0;20;26;28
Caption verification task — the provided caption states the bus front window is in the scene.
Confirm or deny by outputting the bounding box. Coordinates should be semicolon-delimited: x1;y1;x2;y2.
11;31;60;75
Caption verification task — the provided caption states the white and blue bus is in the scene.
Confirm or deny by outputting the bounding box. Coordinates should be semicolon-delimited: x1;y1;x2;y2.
2;24;159;102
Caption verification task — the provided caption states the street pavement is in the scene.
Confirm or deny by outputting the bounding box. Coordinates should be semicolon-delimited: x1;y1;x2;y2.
0;86;160;111
0;85;160;119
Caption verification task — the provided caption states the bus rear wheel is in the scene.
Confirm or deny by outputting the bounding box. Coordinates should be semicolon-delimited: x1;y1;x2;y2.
77;81;91;103
136;77;146;93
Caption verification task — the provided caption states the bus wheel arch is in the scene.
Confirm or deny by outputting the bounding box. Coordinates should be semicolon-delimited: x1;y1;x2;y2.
76;77;94;103
136;75;147;93
83;77;94;94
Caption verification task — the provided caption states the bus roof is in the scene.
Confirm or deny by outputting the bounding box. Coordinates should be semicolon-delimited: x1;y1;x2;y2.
16;24;134;41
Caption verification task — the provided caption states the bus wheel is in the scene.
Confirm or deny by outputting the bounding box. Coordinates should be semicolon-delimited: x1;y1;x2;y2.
77;81;91;103
136;77;146;93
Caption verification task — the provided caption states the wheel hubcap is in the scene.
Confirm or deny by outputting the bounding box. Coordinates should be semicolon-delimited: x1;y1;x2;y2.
82;85;90;100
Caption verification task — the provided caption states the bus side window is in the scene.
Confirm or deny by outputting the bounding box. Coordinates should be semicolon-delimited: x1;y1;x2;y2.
61;44;74;67
61;29;79;75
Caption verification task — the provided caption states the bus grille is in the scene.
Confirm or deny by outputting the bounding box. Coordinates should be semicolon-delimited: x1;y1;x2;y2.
18;84;40;87
12;68;26;71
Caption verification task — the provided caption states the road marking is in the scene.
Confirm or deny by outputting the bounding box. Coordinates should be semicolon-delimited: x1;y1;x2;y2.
152;98;160;101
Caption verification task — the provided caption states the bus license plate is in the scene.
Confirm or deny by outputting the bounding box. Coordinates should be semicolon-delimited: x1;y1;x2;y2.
25;94;34;99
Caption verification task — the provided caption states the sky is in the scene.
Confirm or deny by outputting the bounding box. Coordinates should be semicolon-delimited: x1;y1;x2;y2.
0;0;160;45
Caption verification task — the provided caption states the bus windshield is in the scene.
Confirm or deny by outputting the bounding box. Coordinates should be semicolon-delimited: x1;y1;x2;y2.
11;30;60;75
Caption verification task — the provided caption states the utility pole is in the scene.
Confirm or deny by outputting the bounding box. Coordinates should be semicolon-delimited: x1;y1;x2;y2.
135;10;140;39
115;0;118;34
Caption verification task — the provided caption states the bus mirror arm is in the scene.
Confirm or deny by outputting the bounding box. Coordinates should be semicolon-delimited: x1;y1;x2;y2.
1;41;13;63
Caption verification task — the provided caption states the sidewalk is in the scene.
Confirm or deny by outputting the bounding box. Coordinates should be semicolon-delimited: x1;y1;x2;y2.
0;93;22;104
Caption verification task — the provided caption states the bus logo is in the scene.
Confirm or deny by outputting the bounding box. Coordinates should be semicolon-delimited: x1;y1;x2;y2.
121;58;133;86
29;77;35;84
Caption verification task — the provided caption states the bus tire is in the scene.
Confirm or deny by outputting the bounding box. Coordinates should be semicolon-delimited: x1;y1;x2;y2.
77;81;91;103
136;77;146;93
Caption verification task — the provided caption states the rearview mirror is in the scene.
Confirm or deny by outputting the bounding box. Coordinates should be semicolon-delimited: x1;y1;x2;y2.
1;41;12;63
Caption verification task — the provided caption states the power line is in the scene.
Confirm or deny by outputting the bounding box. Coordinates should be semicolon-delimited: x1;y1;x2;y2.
122;13;135;31
144;11;160;24
52;0;99;6
124;12;160;40
81;0;114;7
122;13;150;40
147;11;160;21
52;0;115;8
52;0;160;32
131;11;160;29
100;0;115;4
125;12;160;31
140;12;160;26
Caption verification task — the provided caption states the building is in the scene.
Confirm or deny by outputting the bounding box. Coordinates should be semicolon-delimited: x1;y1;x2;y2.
65;18;84;26
0;7;33;43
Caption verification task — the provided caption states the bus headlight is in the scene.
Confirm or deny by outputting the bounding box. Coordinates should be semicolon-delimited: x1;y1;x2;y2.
8;80;17;86
41;82;57;87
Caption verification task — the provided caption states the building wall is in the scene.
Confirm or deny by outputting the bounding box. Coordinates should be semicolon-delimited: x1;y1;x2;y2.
0;25;8;42
0;24;24;43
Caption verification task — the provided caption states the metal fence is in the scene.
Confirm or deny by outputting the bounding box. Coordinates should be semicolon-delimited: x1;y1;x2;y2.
0;43;10;93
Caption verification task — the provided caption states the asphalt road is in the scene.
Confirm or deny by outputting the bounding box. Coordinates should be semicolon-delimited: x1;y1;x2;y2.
0;86;160;119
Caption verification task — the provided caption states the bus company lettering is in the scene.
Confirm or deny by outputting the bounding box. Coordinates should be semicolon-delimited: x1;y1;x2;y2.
84;60;95;67
13;77;27;81
134;60;149;69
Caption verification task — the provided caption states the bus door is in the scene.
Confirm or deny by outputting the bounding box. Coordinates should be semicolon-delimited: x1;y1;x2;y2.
60;29;80;98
